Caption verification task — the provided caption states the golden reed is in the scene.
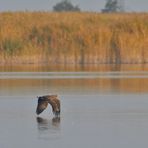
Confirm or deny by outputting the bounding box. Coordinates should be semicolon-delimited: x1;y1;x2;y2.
0;12;148;64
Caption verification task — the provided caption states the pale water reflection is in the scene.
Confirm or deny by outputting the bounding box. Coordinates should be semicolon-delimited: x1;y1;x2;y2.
0;71;148;95
0;65;148;148
36;117;61;140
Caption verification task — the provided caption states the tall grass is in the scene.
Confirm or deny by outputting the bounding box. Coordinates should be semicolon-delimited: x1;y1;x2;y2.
0;12;148;64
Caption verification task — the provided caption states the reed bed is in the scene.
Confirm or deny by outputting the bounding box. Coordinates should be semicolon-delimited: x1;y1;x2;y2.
0;12;148;64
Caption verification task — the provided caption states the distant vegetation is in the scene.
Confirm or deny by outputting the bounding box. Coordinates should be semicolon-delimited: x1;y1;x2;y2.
102;0;124;13
0;12;148;64
53;0;80;12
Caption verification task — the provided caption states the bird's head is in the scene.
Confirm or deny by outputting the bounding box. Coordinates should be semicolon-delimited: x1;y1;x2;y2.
36;96;48;115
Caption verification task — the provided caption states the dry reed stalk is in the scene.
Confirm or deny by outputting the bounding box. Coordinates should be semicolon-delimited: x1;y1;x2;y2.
0;12;148;64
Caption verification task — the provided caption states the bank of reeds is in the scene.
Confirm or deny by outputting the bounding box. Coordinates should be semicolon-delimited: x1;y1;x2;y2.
0;12;148;64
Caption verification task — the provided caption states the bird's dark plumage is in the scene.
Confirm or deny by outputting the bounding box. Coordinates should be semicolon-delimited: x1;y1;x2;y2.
36;95;60;116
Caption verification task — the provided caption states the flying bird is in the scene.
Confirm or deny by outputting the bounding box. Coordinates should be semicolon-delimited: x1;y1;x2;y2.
36;95;60;117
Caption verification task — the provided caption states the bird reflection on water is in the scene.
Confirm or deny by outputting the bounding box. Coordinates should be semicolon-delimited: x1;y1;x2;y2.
36;116;61;140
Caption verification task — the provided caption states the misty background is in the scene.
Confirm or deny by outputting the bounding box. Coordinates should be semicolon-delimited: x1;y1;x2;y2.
0;0;148;12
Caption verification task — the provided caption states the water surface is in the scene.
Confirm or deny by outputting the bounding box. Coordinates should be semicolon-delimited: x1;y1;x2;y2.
0;64;148;148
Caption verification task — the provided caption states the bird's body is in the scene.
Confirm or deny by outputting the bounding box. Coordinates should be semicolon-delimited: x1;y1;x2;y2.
36;95;60;117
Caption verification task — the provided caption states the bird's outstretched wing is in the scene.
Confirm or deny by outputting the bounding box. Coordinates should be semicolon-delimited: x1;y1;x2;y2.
36;98;48;115
45;95;61;116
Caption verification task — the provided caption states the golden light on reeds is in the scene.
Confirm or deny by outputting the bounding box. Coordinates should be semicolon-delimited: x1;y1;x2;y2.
0;12;148;64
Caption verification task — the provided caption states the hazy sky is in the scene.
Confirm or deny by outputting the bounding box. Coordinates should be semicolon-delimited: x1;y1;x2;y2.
0;0;148;12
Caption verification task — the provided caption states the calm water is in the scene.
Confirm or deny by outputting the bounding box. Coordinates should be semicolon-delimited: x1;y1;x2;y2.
1;64;148;148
